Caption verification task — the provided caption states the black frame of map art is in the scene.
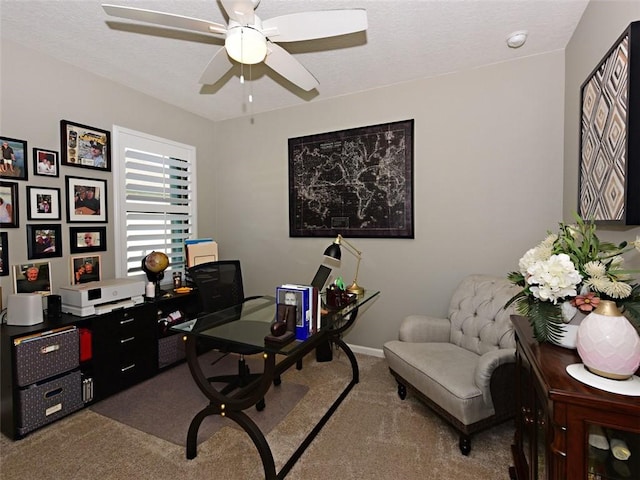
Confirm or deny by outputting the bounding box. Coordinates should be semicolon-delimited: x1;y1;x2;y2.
288;119;414;238
579;21;640;225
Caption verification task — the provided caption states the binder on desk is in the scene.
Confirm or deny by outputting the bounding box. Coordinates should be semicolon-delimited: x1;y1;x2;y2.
186;240;218;267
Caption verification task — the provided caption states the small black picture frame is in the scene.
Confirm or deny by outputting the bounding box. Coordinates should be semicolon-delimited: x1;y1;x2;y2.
1;136;28;180
26;224;63;259
33;148;59;177
69;226;107;253
60;120;111;171
27;186;61;221
0;180;19;228
65;175;108;223
0;232;8;277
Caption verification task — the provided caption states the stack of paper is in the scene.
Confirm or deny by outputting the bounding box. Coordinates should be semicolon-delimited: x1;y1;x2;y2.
185;238;218;267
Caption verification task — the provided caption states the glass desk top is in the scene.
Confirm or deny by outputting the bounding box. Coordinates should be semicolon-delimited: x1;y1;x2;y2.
171;290;379;354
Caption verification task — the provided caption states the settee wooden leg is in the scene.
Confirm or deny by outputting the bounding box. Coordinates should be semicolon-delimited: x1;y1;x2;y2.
459;435;471;455
397;382;407;400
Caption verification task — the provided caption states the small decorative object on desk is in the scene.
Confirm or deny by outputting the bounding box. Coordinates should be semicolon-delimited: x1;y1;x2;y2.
505;213;640;345
325;277;356;310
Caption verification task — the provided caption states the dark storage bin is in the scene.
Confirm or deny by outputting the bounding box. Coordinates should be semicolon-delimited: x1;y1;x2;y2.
158;334;186;369
18;369;83;436
15;328;80;387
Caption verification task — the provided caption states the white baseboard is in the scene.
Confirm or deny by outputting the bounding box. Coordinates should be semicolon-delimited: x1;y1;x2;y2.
347;344;384;358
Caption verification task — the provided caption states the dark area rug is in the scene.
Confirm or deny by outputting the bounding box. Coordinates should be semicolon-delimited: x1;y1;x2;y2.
90;350;308;446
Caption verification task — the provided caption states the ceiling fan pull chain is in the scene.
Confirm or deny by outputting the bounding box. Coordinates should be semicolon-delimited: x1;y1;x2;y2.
249;64;254;104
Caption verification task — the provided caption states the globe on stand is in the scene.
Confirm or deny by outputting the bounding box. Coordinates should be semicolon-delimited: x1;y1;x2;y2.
141;251;169;298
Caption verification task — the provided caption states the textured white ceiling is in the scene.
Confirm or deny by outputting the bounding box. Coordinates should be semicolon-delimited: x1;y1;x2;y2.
1;0;589;122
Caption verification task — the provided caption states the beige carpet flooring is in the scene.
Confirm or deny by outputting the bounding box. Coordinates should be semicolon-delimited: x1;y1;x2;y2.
89;351;309;446
0;352;514;479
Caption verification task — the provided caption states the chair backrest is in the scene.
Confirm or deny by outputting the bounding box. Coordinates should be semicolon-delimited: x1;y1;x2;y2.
187;260;245;313
447;274;521;355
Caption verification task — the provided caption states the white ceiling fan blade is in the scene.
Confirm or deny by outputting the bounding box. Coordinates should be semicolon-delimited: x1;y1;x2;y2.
262;9;367;43
220;0;256;25
263;43;318;91
102;4;227;35
199;48;234;85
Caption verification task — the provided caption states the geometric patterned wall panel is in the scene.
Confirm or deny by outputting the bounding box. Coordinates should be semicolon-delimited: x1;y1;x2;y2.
579;21;640;225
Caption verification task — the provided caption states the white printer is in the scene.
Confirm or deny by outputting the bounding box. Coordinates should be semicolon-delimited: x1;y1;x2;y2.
60;278;145;316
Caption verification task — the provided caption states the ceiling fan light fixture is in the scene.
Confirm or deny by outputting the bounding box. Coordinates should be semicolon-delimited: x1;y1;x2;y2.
225;27;267;64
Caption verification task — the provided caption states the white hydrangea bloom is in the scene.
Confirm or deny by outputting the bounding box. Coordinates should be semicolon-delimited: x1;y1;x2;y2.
634;236;640;252
519;246;552;276
526;253;582;303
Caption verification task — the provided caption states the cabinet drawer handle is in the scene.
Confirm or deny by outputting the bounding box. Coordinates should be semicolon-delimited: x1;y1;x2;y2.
120;318;135;325
120;336;135;344
40;344;60;354
121;364;136;372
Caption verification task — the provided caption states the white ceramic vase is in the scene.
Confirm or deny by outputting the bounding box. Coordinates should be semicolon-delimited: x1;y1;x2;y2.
575;300;640;380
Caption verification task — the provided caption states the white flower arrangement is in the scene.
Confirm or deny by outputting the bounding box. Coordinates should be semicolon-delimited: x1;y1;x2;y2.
506;215;640;343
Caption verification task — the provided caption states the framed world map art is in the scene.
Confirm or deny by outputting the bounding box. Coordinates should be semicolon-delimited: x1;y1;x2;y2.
288;119;414;238
579;21;640;225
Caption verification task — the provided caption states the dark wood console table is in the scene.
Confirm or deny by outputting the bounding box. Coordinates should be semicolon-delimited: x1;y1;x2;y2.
510;316;639;480
171;291;379;480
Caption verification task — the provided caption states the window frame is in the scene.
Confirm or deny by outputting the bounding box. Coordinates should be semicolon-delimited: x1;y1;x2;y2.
112;126;197;281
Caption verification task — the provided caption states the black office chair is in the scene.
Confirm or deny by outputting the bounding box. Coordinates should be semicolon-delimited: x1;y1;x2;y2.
187;260;264;398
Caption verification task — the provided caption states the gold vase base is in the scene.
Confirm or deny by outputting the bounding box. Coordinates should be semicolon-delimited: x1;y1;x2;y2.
585;366;633;381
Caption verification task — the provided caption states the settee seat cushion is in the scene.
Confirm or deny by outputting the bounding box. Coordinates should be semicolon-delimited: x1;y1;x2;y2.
383;340;493;426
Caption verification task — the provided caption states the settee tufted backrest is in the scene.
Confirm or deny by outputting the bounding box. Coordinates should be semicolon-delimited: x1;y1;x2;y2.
448;274;522;355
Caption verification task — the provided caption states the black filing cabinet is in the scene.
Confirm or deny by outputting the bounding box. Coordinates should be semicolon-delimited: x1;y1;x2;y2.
1;290;198;440
91;304;158;399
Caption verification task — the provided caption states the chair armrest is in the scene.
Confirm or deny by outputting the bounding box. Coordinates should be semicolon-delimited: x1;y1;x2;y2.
474;348;516;407
398;314;451;343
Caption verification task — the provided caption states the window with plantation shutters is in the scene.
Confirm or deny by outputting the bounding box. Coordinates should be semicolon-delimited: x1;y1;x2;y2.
112;126;197;280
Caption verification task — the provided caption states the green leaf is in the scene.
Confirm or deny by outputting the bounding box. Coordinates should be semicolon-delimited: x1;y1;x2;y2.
515;297;564;343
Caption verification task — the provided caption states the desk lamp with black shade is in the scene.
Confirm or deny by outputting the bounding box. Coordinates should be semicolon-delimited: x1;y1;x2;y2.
323;234;364;295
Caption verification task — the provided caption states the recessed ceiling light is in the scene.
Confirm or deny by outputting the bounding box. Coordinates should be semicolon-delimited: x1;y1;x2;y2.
507;30;528;49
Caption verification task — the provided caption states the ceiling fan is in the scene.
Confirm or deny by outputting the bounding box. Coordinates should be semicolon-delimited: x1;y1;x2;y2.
102;0;367;91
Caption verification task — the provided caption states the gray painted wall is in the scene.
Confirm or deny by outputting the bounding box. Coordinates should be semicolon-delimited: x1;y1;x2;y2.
2;1;639;352
208;52;566;350
563;0;640;259
0;39;218;307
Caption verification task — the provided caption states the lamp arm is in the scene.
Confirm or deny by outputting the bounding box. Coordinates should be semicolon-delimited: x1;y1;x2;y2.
337;234;362;259
337;234;363;293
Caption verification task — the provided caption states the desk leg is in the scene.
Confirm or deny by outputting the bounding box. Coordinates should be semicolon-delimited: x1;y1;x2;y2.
333;336;359;384
183;335;359;480
185;405;278;478
277;337;359;479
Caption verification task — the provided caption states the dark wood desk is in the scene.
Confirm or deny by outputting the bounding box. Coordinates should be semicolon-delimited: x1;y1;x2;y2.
172;292;379;479
510;316;639;480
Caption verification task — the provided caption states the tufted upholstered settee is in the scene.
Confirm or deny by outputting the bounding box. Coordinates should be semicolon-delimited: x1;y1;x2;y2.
383;274;521;455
